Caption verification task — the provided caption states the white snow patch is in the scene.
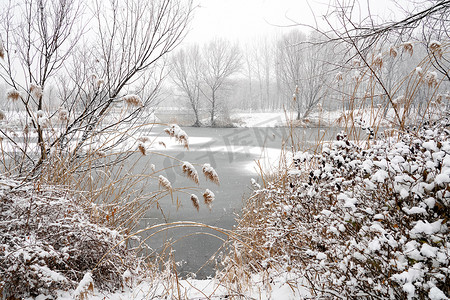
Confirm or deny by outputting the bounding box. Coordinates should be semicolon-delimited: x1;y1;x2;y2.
372;169;389;182
429;286;448;300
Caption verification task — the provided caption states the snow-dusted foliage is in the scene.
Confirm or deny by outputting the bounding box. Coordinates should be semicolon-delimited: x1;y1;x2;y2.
0;179;147;298
232;116;450;299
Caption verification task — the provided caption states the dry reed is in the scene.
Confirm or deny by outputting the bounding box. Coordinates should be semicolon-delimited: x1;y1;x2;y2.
202;163;220;185
203;189;215;210
182;161;199;184
123;94;144;107
159;175;172;191
137;142;146;155
30;84;43;98
190;194;200;211
6;89;20;101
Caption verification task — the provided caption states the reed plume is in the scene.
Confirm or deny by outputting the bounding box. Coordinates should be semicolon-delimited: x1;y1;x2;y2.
202;163;219;185
190;194;200;211
182;162;199;184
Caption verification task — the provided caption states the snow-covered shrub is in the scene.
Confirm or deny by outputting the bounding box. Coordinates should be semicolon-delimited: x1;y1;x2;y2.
0;178;147;298
229;115;449;298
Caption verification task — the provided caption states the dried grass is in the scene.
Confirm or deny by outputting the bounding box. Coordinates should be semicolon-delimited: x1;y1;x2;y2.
190;194;200;211
202;163;219;185
402;41;414;56
203;189;215;210
137;142;146;155
30;84;43;99
159;175;172;191
389;45;398;57
182;161;199;184
165;124;189;149
6;89;20;102
59;109;69;121
429;40;443;58
0;179;149;298
123;94;144;107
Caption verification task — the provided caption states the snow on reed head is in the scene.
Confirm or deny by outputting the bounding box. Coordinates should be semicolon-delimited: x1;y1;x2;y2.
38;117;50;128
429;40;442;58
137;136;150;143
59;109;69;121
203;189;215;210
202;163;219;185
36;110;44;118
415;67;424;77
137;142;146;155
402;42;414;56
123;94;143;107
373;53;383;69
6;89;20;102
0;110;5;121
164;124;189;149
190;194;200;211
158;175;172;191
425;71;438;88
389;46;398;58
182;161;199;184
30;84;43;99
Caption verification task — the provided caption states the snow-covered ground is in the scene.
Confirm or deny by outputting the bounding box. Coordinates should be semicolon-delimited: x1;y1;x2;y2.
229;108;379;128
51;270;310;299
231;111;289;127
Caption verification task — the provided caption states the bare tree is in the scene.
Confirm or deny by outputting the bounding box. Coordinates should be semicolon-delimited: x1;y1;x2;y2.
317;0;450;127
299;36;331;119
242;36;276;110
0;0;193;175
0;0;83;169
276;30;305;114
201;38;241;126
277;30;332;120
170;45;203;126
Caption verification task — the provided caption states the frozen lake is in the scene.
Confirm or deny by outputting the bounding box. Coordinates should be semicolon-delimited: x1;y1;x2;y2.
133;126;344;278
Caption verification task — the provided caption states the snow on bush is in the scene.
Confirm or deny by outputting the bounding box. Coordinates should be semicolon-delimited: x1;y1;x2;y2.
0;179;147;298
230;116;450;298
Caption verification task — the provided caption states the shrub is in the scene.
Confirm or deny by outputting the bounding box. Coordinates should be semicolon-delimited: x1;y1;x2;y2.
0;178;148;298
227;114;449;298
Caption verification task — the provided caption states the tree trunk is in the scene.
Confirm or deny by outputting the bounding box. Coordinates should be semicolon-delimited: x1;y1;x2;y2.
210;90;216;126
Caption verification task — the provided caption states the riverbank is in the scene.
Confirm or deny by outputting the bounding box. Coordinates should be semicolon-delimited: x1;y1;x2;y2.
156;105;440;129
